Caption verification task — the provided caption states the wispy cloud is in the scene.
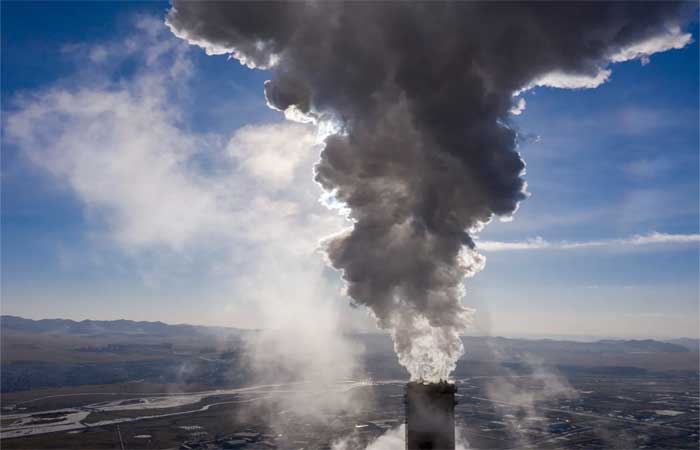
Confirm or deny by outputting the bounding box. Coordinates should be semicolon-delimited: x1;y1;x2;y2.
477;232;700;252
622;157;674;180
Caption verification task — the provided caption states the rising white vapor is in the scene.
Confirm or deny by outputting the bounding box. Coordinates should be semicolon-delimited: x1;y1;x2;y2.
477;232;700;252
4;17;372;428
4;19;332;256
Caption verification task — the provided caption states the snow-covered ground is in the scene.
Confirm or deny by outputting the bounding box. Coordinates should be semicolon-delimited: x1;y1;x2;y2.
1;411;90;439
0;380;376;439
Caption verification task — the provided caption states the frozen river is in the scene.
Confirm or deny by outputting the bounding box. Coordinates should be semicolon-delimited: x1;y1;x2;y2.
0;380;379;439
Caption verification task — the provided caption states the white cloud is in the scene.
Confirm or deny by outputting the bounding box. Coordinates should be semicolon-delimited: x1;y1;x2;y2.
623;158;674;180
518;26;692;94
227;123;317;189
477;232;699;252
4;23;330;253
522;68;612;92
477;236;549;251
7;86;226;250
2;14;368;320
610;26;693;65
89;45;108;63
509;97;527;115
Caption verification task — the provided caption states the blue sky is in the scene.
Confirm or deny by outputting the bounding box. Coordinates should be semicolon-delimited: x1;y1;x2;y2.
2;3;698;338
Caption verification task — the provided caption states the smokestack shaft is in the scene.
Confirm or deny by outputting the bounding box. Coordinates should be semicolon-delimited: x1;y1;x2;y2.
405;381;456;450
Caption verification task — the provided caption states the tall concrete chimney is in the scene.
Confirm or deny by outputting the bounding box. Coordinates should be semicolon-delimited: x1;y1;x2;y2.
405;381;456;450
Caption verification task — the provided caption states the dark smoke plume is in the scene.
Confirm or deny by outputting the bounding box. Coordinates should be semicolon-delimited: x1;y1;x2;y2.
167;2;692;381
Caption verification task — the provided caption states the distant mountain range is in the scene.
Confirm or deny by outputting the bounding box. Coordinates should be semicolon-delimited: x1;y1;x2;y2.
0;315;247;337
665;337;700;352
483;336;692;354
1;315;697;392
3;316;695;353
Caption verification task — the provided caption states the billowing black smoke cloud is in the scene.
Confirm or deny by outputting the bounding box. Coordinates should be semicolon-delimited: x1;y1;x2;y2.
167;2;692;381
